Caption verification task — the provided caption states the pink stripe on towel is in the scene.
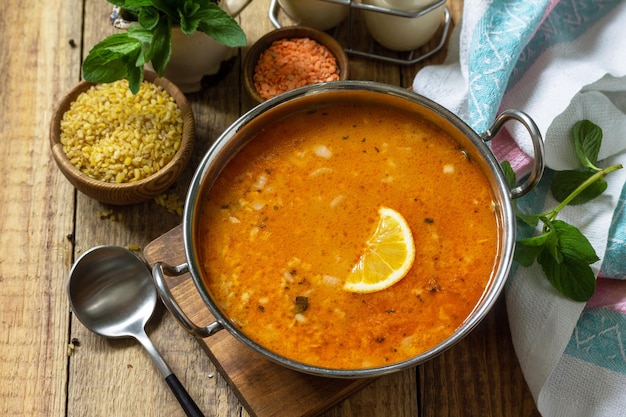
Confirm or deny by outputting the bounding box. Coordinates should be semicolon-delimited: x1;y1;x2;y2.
587;277;626;314
490;128;534;177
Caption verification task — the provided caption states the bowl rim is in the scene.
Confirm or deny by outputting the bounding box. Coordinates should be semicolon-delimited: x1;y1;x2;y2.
243;25;350;103
49;71;195;204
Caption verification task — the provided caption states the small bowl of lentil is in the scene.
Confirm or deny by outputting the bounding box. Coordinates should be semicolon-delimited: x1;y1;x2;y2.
50;71;195;205
243;26;349;103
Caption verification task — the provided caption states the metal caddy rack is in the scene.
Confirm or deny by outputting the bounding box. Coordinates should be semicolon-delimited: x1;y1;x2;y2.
268;0;451;65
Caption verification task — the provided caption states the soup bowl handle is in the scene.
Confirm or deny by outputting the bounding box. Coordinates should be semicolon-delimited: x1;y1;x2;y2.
480;109;545;200
152;262;224;338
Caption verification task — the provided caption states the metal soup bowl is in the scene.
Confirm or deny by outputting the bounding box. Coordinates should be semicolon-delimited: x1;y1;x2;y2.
153;81;544;378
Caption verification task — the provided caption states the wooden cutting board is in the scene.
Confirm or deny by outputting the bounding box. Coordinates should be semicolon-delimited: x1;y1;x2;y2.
143;225;374;417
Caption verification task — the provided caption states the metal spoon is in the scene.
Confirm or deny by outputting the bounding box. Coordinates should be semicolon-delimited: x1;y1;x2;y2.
66;245;205;417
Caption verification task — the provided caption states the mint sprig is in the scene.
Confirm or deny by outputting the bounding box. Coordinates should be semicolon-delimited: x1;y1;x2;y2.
83;0;246;93
504;120;623;302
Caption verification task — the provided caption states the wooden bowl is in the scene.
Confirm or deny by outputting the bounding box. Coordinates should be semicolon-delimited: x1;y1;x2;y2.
50;71;195;205
243;26;349;103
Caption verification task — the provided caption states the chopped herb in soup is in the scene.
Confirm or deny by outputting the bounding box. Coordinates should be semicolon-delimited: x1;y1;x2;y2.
196;103;498;369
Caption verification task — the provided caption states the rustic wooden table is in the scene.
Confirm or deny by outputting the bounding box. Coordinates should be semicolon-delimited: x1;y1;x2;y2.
0;0;543;416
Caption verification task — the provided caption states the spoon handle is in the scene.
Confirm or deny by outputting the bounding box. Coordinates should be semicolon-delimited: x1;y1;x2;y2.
165;374;206;417
134;330;205;417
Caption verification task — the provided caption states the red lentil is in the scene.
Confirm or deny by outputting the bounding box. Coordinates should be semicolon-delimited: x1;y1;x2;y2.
253;37;341;100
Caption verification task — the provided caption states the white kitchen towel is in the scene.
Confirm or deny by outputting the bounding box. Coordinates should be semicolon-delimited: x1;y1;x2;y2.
413;1;626;416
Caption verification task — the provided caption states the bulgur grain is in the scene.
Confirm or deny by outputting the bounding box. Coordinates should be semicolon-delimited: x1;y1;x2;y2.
125;244;142;252
60;79;183;183
96;209;122;221
154;192;184;216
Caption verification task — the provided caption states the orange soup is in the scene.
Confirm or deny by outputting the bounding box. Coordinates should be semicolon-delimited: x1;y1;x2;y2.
196;102;498;369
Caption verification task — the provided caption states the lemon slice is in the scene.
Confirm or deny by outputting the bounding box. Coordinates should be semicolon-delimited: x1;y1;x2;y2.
343;207;416;293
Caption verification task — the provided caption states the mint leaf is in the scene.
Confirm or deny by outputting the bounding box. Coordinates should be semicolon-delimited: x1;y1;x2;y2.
551;169;607;205
82;33;142;83
138;6;160;30
514;243;543;267
183;0;202;16
520;230;556;248
526;220;599;301
538;251;596;302
516;212;540;227
180;0;203;33
506;121;622;302
550;220;600;264
572;120;602;170
148;18;172;76
514;231;555;267
127;25;154;66
127;64;144;94
109;0;153;17
543;231;563;263
110;0;154;7
85;32;142;59
197;9;247;47
514;215;599;296
500;161;516;189
151;0;181;21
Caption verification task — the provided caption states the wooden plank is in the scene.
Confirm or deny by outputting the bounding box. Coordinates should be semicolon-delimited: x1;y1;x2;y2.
0;0;82;416
65;1;246;417
419;296;541;417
